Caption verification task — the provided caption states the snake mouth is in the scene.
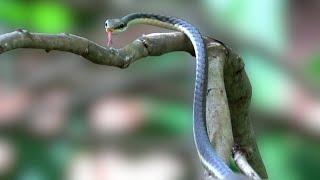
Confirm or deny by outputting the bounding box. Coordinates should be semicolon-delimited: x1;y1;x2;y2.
105;28;113;46
105;28;113;32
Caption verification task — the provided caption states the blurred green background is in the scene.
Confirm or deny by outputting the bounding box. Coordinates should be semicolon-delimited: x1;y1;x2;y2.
0;0;320;179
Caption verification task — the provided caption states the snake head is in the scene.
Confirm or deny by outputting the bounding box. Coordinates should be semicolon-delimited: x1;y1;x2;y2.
105;18;128;46
105;19;127;33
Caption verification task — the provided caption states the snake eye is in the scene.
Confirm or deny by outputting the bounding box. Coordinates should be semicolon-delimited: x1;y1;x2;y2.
118;23;125;29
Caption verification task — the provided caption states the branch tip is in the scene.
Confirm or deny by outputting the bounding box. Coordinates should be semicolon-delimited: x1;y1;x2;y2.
16;29;32;36
16;28;24;33
61;32;70;37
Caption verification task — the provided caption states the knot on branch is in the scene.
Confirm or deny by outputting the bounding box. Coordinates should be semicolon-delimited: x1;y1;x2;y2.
119;59;131;69
140;38;151;50
16;29;33;40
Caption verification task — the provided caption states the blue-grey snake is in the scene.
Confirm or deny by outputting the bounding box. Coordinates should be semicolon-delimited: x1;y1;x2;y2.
104;13;234;179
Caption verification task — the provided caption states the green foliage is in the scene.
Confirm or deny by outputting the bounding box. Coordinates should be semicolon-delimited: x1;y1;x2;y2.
0;1;25;25
259;132;320;180
0;1;73;32
29;2;72;33
242;52;289;113
305;53;320;86
147;100;192;135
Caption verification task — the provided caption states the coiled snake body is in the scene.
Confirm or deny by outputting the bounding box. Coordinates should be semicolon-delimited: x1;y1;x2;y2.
105;13;233;179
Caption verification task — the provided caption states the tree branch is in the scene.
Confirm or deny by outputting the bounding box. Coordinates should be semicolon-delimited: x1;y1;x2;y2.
223;46;268;178
0;29;267;179
205;40;234;166
0;29;194;68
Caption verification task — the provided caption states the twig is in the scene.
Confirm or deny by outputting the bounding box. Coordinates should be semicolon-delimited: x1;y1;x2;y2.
233;149;261;179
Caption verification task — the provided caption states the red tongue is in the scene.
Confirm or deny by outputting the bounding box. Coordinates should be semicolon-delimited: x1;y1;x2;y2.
107;31;112;46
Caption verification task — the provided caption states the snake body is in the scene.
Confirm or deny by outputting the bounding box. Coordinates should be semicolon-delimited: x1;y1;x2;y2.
105;13;233;178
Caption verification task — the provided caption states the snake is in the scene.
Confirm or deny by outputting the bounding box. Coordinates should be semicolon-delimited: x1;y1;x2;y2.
104;13;234;179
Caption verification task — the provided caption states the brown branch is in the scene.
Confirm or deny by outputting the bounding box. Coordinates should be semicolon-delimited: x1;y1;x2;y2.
0;30;194;68
200;38;234;179
204;40;234;165
223;47;268;178
0;29;267;179
201;37;268;179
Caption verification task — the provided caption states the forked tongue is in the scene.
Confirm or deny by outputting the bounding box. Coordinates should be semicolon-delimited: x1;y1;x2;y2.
107;30;112;46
